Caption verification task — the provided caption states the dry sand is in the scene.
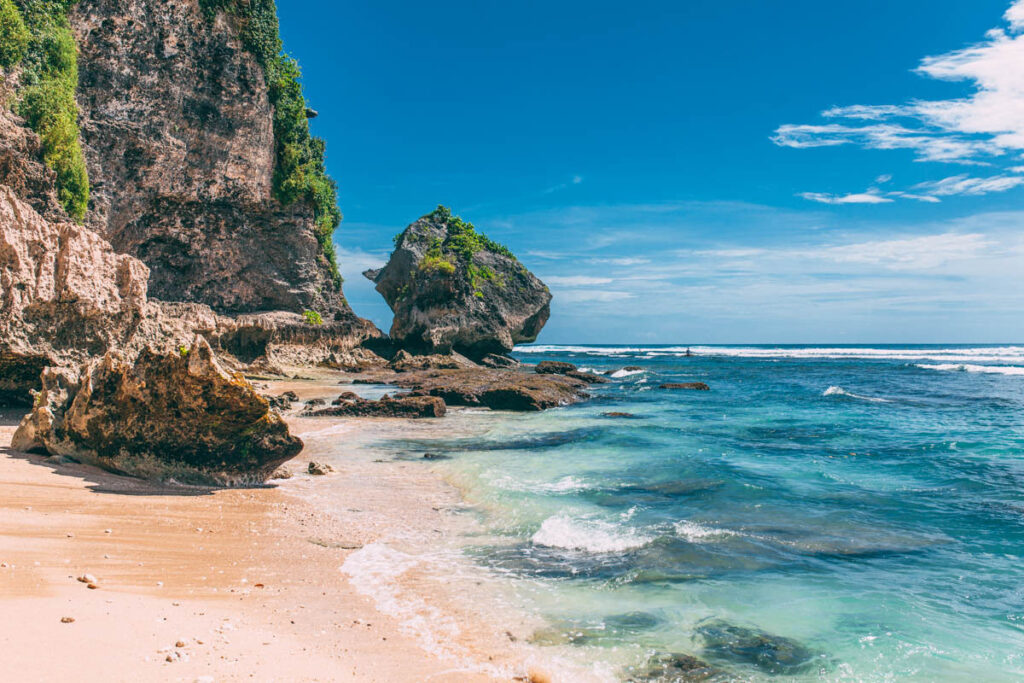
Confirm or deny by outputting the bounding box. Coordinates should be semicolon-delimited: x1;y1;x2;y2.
0;380;561;682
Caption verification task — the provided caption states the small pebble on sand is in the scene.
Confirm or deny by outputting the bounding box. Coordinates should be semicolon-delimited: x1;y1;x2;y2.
60;617;75;624
77;574;97;584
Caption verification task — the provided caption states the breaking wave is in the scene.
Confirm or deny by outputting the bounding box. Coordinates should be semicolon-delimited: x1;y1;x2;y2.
532;514;652;553
823;386;891;402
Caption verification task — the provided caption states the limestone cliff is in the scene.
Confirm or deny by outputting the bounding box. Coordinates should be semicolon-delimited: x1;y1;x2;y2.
70;0;349;316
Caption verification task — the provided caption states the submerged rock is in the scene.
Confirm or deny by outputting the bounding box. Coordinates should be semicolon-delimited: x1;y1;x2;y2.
308;462;334;476
660;382;710;391
627;652;717;682
695;620;818;674
364;206;550;360
12;337;302;485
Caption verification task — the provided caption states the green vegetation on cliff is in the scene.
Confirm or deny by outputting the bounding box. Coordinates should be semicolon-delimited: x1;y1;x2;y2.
0;0;29;68
401;206;516;294
200;0;342;288
3;0;88;222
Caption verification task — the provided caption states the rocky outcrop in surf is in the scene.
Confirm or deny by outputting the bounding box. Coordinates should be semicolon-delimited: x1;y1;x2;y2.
13;336;301;484
364;206;551;360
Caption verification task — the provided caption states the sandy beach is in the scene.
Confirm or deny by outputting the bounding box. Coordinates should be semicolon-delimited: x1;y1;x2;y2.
0;377;558;683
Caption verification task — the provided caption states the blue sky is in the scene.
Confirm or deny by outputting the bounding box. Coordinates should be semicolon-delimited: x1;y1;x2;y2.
277;0;1024;343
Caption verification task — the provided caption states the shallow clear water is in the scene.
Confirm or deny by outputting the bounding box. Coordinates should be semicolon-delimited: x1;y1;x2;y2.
381;345;1024;681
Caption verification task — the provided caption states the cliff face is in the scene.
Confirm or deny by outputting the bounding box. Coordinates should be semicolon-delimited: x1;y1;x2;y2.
70;0;348;315
365;207;551;360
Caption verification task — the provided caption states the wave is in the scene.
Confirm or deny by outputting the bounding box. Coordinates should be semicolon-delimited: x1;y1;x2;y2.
823;386;891;403
916;363;1024;376
514;344;1024;365
608;368;645;378
674;520;738;543
532;514;652;553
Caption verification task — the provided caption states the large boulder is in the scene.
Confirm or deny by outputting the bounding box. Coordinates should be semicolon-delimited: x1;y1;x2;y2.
12;337;302;485
364;206;551;360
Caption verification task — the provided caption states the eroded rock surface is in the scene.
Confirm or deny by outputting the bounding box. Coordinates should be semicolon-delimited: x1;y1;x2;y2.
13;337;302;484
71;0;349;316
365;207;550;359
307;394;446;419
391;368;589;411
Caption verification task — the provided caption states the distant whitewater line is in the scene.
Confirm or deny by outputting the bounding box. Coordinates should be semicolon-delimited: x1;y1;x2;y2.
515;344;1024;365
917;363;1024;376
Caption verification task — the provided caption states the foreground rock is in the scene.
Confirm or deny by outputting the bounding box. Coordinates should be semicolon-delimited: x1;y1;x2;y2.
390;368;589;411
364;206;550;360
307;394;446;418
12;337;302;485
534;361;608;384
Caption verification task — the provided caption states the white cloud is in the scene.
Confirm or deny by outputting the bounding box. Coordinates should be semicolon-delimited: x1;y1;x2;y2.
799;190;893;205
817;232;994;270
911;173;1024;196
545;275;614;286
586;257;651;266
775;1;1024;170
556;290;634;303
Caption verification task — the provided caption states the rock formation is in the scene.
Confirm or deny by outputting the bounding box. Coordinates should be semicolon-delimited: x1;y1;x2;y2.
13;337;302;484
71;0;349;317
365;206;551;360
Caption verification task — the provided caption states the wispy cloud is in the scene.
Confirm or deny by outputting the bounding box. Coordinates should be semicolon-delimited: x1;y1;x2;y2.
910;174;1024;196
777;1;1024;201
543;174;584;194
799;190;893;205
545;275;614;286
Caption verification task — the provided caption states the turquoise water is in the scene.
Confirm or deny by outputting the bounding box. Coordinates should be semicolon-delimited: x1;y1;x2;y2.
386;345;1024;680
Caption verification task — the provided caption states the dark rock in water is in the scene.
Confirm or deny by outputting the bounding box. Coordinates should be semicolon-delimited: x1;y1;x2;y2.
565;370;610;384
391;368;589;412
281;391;299;402
479;353;520;369
604;365;645;375
535;360;577;375
422;452;449;461
332;391;360;404
389;350;475;372
627;652;717;682
696;620;818;674
304;398;326;407
12;337;303;485
660;382;710;391
309;395;447;418
364;206;550;360
602;411;639;418
308;461;334;476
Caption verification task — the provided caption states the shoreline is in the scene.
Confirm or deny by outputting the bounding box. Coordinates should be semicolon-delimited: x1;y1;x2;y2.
0;373;576;682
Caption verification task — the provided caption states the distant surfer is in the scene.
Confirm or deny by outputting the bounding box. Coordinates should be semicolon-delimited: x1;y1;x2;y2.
685;347;692;357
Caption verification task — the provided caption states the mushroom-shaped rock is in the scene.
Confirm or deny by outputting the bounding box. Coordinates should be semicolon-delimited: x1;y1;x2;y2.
364;206;551;360
12;336;302;485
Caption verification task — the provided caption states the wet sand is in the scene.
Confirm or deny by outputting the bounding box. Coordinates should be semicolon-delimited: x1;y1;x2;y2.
0;377;558;682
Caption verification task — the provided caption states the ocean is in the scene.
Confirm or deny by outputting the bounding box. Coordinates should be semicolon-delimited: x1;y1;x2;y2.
346;345;1024;681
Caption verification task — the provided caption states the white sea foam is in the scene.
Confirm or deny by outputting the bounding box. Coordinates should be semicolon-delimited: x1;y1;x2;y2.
514;344;1024;365
823;386;892;403
341;543;510;677
532;514;652;553
609;368;645;378
674;520;738;542
491;475;591;494
916;363;1024;376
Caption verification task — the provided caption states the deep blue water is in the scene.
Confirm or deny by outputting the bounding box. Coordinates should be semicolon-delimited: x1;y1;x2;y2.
396;345;1024;680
